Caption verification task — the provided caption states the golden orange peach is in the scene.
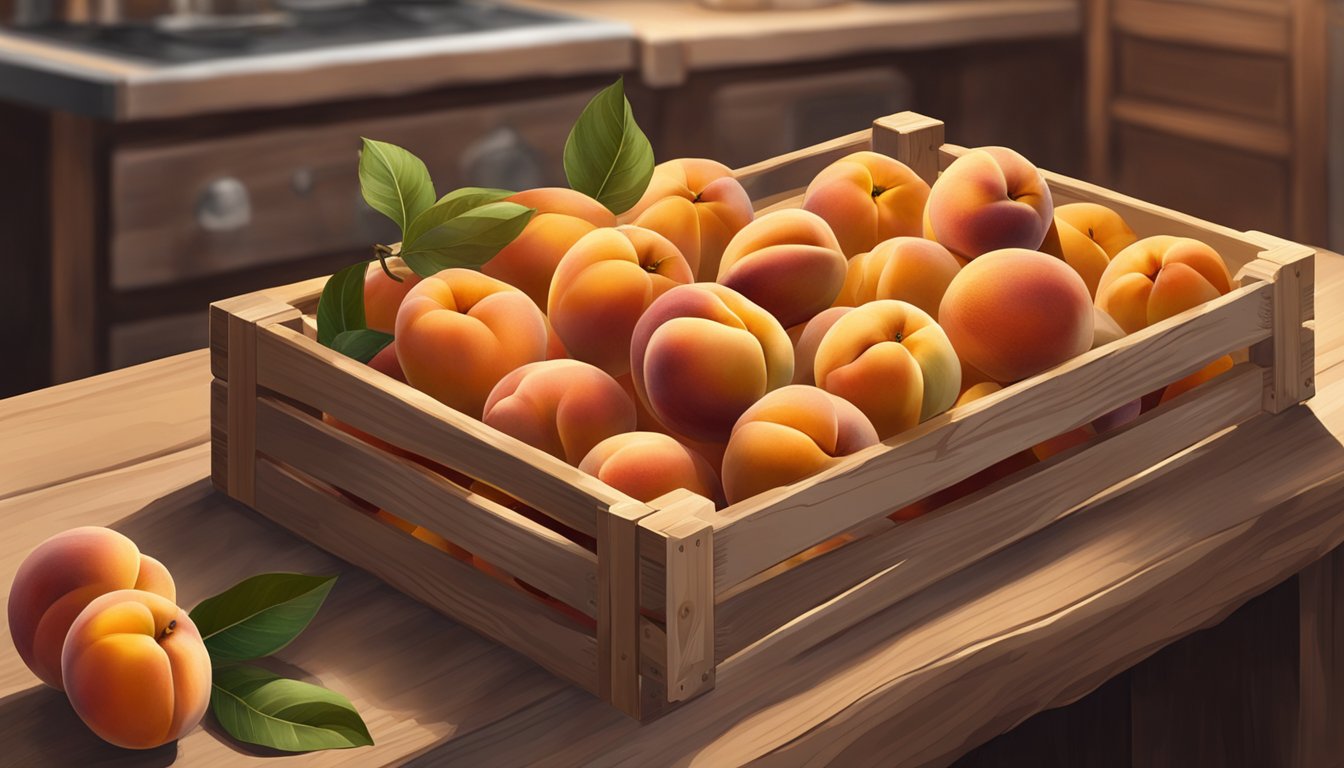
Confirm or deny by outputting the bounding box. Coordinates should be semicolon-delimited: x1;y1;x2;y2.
802;151;930;257
790;306;853;386
364;257;422;335
548;225;694;376
481;187;615;308
924;147;1054;260
1095;236;1233;334
482;359;637;465
813;299;961;438
717;208;847;328
1055;202;1137;258
395;268;548;416
580;432;723;505
623;158;755;280
61;590;210;750
833;237;962;319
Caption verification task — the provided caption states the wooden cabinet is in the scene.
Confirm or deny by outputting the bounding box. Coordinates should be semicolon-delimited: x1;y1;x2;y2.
1086;0;1329;246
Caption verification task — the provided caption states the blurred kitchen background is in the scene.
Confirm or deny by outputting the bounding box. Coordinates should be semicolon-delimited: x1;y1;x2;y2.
0;0;1335;397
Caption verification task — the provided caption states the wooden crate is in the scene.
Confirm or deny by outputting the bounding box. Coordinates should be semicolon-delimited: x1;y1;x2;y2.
210;111;1316;721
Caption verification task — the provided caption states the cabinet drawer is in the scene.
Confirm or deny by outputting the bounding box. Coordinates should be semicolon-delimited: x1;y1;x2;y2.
110;90;594;290
1116;36;1288;125
1113;124;1288;235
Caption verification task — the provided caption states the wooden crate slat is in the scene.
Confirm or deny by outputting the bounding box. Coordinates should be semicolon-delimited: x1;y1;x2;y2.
733;127;871;203
706;280;1273;594
252;457;600;693
254;323;635;538
870;112;945;184
715;363;1266;662
253;394;599;617
598;500;659;718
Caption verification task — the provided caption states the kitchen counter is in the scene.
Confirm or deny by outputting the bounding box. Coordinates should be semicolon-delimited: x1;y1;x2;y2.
1;247;1342;765
0;0;1079;121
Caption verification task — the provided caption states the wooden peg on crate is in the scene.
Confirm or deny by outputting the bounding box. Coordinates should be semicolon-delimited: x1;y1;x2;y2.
871;112;946;185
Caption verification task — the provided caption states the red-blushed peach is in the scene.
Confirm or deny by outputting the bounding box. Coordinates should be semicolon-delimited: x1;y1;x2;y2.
395;268;548;416
833;237;962;318
579;432;723;505
61;590;210;750
548;225;694;376
1039;216;1111;298
1161;355;1235;404
801;151;930;256
1095;236;1233;334
790;306;853;385
813;300;961;438
716;209;847;327
631;283;794;443
364;257;421;335
1055;202;1138;258
482;359;636;465
7;527;176;690
481;187;615;307
924;146;1054;260
939;248;1094;383
622;158;755;279
613;372;729;472
720;385;879;505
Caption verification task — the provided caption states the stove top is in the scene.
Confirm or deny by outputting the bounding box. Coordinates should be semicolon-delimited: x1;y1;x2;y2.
8;1;594;65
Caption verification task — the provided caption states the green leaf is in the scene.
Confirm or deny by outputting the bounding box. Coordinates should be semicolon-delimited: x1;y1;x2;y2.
315;262;368;348
330;329;393;364
211;665;373;752
404;186;515;246
359;138;435;236
563;77;655;215
190;573;337;663
399;201;535;278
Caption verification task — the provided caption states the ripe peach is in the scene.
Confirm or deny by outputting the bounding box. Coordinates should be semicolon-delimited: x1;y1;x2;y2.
364;257;421;335
721;385;879;505
8;527;175;690
579;432;723;505
833;237;961;318
614;373;728;472
1161;354;1235;404
482;359;636;465
924;147;1054;260
1040;216;1111;298
790;306;853;385
1055;202;1137;258
939;248;1094;383
481;187;615;308
801;151;930;257
717;209;847;328
622;158;754;279
367;340;406;382
548;225;694;376
395;268;548;416
631;283;794;443
61;590;210;750
813;300;961;438
1095;236;1233;334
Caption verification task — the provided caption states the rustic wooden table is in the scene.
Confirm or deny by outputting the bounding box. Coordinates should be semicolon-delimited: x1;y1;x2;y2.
3;251;1343;767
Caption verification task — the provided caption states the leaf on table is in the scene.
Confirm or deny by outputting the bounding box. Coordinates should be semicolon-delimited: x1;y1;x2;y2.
563;77;655;216
190;573;337;663
211;664;373;752
359;137;435;236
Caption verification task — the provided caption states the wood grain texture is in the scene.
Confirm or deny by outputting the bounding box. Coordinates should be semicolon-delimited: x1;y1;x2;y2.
870;112;945;184
598;500;659;717
708;281;1272;593
1290;0;1330;245
1112;0;1290;54
0;349;209;501
1110;96;1292;157
254;323;632;537
733;128;870;202
715;364;1265;662
253;396;598;616
252;458;600;694
49;111;101;384
638;491;716;703
1295;546;1344;767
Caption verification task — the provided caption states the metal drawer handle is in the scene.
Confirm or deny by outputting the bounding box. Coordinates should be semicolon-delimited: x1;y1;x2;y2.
197;177;252;233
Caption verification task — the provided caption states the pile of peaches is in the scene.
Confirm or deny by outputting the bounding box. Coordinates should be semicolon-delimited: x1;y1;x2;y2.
357;144;1234;523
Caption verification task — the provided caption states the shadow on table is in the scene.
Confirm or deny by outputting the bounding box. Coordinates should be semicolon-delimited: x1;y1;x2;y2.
0;686;178;767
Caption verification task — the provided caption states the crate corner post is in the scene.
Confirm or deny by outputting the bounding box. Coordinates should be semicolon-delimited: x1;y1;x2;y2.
871;111;945;184
1235;233;1316;413
208;294;302;503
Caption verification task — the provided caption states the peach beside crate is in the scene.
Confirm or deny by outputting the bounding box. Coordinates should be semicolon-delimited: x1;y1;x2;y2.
209;112;1316;721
